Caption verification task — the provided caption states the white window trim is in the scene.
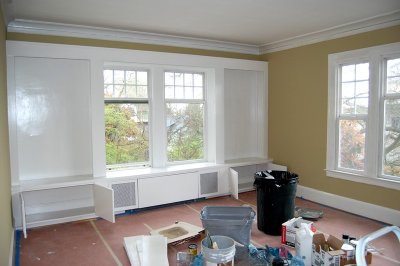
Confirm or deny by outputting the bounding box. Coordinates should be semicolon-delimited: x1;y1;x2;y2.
327;42;400;190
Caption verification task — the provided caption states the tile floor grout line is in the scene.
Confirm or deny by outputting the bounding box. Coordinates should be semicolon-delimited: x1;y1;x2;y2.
185;204;200;214
90;220;123;266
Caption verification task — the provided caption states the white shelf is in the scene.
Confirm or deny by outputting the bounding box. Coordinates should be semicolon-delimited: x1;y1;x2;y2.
26;206;96;228
225;157;271;168
15;175;94;192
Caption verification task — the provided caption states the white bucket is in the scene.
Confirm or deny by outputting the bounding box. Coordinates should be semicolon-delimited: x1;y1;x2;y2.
201;235;235;266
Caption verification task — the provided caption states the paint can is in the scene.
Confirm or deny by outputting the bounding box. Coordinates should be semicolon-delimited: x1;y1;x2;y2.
201;235;235;266
188;243;198;256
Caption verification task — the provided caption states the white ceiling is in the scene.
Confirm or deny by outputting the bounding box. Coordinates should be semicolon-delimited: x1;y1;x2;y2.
2;0;400;52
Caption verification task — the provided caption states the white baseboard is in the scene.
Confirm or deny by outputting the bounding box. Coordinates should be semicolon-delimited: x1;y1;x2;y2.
9;228;14;266
296;185;400;226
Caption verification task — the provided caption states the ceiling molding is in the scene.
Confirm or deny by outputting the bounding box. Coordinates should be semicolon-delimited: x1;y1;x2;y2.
6;9;400;56
7;19;261;55
259;10;400;54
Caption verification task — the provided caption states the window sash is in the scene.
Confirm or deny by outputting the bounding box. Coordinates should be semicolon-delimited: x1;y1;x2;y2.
104;68;151;169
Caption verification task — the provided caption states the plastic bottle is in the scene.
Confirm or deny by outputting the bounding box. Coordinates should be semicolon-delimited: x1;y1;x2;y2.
295;223;313;266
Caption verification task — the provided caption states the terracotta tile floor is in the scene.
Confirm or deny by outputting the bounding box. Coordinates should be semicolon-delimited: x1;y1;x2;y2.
17;191;400;266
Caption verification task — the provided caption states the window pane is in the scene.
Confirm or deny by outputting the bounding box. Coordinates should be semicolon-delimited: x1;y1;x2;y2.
165;86;174;99
104;85;113;98
175;73;184;86
356;81;369;97
340;63;369;115
355;98;368;115
387;77;400;94
126;85;136;98
137;71;148;85
184;73;193;86
341;82;355;98
383;99;400;177
126;71;136;85
356;63;369;80
387;58;400;77
114;70;125;84
104;70;113;84
104;103;149;166
137;86;148;98
114;85;125;98
194;86;203;99
341;65;355;82
338;120;365;171
386;58;400;94
341;98;354;115
175;86;184;99
165;72;174;85
185;86;194;99
193;74;203;86
166;103;204;162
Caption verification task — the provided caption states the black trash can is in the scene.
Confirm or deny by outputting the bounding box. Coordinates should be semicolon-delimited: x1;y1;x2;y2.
253;170;299;235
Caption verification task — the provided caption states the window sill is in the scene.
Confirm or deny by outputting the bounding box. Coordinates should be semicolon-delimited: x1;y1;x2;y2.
326;169;400;191
105;162;223;180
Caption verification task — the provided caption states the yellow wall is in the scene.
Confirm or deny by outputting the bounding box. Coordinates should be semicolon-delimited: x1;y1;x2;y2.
262;25;400;210
0;8;13;266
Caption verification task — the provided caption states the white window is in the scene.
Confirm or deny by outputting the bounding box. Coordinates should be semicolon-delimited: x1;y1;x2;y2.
164;71;206;163
103;68;150;169
327;42;400;189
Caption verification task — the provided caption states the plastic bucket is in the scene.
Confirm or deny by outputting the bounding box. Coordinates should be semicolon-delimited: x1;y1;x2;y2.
201;235;235;265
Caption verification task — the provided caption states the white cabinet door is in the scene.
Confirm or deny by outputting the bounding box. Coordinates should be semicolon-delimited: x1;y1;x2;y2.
229;168;239;200
138;173;198;208
94;184;115;223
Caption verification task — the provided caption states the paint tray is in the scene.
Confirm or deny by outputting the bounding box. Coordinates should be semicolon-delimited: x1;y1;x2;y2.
295;206;324;220
150;221;204;245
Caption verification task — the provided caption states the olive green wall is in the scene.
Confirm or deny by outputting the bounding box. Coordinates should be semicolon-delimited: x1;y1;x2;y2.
0;8;12;266
262;25;400;211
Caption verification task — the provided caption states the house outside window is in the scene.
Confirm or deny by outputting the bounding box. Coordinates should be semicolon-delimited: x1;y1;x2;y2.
327;42;400;189
164;71;206;163
103;69;150;169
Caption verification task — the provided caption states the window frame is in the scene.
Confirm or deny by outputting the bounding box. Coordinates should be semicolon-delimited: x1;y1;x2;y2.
163;70;208;165
103;67;152;170
327;42;400;190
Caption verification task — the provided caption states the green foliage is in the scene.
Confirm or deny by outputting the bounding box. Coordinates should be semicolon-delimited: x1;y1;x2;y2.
105;104;148;167
167;103;204;161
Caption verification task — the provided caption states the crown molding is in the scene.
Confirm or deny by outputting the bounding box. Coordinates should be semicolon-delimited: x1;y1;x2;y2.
6;10;400;56
260;10;400;54
7;19;261;55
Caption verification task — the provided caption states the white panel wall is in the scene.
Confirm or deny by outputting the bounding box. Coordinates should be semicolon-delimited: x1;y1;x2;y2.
13;57;92;180
224;69;266;160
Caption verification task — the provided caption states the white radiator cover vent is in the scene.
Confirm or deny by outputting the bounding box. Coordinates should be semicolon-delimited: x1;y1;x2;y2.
112;182;136;209
200;172;218;195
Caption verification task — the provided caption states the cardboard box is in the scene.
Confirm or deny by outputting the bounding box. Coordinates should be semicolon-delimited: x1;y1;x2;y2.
312;233;372;266
281;217;313;247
